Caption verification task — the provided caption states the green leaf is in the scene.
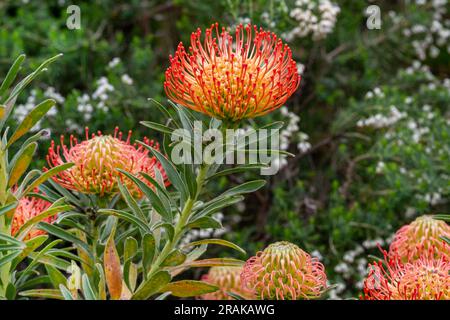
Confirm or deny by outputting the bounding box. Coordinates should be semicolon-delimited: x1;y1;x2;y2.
82;274;97;300
117;170;172;222
11;235;47;269
19;289;64;300
124;237;138;262
183;239;246;255
6;54;62;106
38;222;92;259
45;265;67;289
117;180;147;223
207;164;269;180
161;249;186;267
8;142;36;188
7;99;55;147
142;233;156;274
20;163;74;198
185;258;245;268
193;195;244;220
131;271;171;300
137;142;189;203
0;54;26;102
0;250;22;269
434;214;450;222
59;284;74;300
187;216;223;229
161;280;218;298
222;180;266;197
140;121;174;135
0;202;18;218
98;208;150;233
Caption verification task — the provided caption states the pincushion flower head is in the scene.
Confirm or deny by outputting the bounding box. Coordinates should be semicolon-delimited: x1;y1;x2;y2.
199;266;254;300
46;127;168;196
362;246;450;300
12;195;54;240
241;241;327;300
389;215;450;261
164;23;300;122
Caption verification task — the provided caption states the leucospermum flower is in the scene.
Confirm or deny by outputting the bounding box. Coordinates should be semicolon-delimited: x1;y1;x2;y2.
164;23;300;122
199;266;254;300
12;195;54;240
46;127;168;196
389;215;450;261
241;241;327;300
362;247;450;300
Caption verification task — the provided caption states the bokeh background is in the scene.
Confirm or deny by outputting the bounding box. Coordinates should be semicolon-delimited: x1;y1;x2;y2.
1;0;449;298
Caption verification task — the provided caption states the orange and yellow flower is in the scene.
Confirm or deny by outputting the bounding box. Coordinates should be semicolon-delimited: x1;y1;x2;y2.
46;127;167;196
12;195;54;240
241;241;327;300
389;215;450;261
362;246;450;300
164;23;300;122
199;266;254;300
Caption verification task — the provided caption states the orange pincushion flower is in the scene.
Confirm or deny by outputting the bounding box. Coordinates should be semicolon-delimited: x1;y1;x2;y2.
389;215;450;261
164;23;300;122
362;246;450;300
46;127;168;196
199;266;254;300
12;195;54;240
241;241;327;300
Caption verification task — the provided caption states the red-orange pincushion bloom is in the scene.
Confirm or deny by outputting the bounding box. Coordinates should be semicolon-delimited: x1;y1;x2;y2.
362;246;450;300
199;266;255;300
164;23;300;121
12;196;54;240
389;215;450;261
241;241;327;300
46;127;168;196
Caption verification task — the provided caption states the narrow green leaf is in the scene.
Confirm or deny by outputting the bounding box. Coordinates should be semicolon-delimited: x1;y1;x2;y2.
161;280;218;298
183;239;246;255
38;222;92;259
19;289;64;300
0;54;26;101
8;142;36;188
20;163;74;198
161;250;186;267
187;216;223;229
137;142;189;203
117;170;171;222
142;233;155;274
131;271;171;300
7;99;55;147
82;274;97;300
97;208;150;233
222;180;266;197
184;258;245;268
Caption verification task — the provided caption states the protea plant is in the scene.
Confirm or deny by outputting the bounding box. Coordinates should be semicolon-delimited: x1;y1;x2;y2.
199;266;254;300
389;215;450;261
164;23;300;122
46;127;167;197
362;246;450;300
241;241;327;300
